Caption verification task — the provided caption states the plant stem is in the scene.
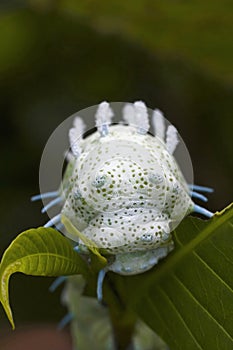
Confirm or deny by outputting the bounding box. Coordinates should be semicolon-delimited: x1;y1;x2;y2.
110;309;136;350
105;274;137;350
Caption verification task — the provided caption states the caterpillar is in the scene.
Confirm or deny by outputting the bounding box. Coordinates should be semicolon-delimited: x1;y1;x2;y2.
32;101;213;301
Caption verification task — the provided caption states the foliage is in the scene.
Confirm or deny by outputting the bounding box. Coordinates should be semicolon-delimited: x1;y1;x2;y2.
121;203;233;349
0;227;88;328
0;0;232;346
0;204;232;349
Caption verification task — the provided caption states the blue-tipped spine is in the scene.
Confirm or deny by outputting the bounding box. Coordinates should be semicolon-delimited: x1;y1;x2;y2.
189;184;214;193
97;269;107;303
41;197;62;213
190;191;208;202
49;276;67;293
58;312;74;330
44;214;61;228
193;204;214;218
31;191;59;201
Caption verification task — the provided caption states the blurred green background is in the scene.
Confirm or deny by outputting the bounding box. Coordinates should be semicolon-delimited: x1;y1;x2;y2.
0;0;232;337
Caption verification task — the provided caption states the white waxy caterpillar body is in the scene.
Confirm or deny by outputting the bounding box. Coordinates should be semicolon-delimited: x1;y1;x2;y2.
60;102;196;275
35;101;213;278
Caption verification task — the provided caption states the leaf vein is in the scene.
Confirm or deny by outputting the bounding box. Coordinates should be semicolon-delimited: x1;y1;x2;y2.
158;286;203;350
12;253;80;275
209;240;233;266
146;295;181;349
194;251;233;293
173;274;233;342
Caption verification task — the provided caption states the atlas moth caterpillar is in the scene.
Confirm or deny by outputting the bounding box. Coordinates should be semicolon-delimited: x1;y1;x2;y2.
32;101;214;303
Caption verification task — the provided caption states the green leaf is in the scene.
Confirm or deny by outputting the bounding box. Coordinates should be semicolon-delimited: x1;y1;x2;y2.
121;204;233;350
61;214;108;269
0;227;88;329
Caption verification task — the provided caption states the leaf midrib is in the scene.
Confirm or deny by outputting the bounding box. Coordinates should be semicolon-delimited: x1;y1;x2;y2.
1;252;81;275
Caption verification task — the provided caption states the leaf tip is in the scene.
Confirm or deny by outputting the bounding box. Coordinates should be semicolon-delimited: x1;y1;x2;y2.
0;295;15;329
